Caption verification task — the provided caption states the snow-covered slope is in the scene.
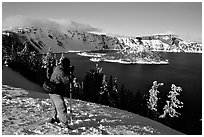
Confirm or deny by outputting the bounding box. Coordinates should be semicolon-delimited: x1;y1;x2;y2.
2;27;118;53
2;27;202;54
2;67;183;135
2;84;183;135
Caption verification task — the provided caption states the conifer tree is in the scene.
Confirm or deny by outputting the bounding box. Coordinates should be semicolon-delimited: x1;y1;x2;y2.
147;81;164;112
159;84;184;118
99;75;109;105
111;77;119;107
147;81;164;120
118;84;125;109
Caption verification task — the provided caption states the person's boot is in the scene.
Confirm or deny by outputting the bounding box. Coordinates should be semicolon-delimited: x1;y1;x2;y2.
47;117;60;124
55;117;60;123
47;118;56;124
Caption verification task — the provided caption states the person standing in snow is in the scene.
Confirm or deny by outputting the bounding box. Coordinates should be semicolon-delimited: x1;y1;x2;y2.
48;57;74;128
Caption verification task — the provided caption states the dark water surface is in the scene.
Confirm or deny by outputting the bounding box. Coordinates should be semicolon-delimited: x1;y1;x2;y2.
60;52;202;134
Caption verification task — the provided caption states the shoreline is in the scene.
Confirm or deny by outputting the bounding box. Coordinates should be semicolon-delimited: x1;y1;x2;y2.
68;49;201;65
76;52;106;58
68;49;202;54
151;49;202;54
90;58;169;65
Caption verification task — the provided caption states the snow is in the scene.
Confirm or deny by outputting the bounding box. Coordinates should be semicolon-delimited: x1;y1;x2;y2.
89;58;101;62
2;66;183;135
2;27;201;54
77;52;105;57
67;50;81;53
89;57;169;65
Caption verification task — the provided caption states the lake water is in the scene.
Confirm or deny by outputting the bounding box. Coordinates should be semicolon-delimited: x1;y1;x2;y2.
60;52;202;134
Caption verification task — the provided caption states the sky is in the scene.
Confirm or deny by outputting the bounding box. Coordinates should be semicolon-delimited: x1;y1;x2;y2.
2;2;202;41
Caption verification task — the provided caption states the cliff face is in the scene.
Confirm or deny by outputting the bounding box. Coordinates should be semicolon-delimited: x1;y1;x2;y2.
2;27;118;54
2;26;202;55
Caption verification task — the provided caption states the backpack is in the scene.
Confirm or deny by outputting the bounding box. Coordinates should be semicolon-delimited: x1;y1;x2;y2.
43;80;56;94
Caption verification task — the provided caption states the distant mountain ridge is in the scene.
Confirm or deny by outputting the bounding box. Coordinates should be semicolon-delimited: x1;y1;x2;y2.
2;26;202;54
3;26;118;53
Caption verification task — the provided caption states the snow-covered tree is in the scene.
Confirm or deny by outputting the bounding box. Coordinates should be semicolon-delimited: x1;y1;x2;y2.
159;84;184;118
99;75;108;96
147;81;164;112
112;77;118;95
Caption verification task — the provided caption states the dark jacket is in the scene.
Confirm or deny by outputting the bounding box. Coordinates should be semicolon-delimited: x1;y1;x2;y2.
50;65;70;96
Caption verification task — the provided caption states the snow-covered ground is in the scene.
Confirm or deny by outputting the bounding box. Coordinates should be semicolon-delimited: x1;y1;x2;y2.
2;67;183;135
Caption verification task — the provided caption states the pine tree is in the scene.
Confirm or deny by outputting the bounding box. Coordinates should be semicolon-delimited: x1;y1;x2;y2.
147;81;164;112
159;84;184;118
99;75;109;105
111;77;119;107
118;84;125;110
83;64;104;103
134;90;143;114
147;81;164;120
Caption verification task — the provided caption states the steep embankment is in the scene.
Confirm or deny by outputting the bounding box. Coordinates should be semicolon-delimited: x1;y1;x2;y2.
2;67;183;135
3;27;118;53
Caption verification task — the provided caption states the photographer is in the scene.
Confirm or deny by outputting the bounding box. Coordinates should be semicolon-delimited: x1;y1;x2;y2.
48;57;74;128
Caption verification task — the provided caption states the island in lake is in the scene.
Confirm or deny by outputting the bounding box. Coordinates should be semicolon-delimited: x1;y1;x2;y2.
77;46;169;65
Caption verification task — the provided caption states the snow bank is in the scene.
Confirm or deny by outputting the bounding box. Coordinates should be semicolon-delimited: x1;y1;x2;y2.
2;84;184;135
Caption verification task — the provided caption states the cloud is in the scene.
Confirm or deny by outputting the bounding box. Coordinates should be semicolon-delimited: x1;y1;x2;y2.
153;30;175;36
3;15;33;28
48;18;101;33
105;32;131;38
2;15;102;33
